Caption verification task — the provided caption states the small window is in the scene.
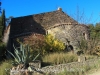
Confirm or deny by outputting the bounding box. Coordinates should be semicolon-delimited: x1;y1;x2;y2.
46;31;48;35
83;33;85;36
83;33;87;40
36;28;38;30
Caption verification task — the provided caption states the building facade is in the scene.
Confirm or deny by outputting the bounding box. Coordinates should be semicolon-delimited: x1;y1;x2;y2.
5;8;89;52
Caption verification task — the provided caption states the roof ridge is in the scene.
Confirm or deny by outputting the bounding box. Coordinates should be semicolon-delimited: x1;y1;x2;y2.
12;10;58;19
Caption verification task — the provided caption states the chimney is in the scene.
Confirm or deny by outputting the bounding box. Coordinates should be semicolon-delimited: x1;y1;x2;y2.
57;7;62;11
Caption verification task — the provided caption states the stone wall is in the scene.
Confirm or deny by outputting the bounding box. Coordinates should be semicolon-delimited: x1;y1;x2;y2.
29;60;41;69
38;57;100;74
47;24;89;50
10;57;100;75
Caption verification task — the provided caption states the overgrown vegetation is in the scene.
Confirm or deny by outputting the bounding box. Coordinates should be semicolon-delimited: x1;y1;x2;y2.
8;44;40;69
45;34;65;52
76;23;100;56
42;52;78;65
87;23;100;55
22;34;45;56
52;58;100;75
0;60;12;75
22;34;65;56
0;9;6;61
0;4;100;75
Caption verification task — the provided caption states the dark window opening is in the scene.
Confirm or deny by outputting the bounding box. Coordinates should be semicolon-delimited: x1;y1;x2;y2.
83;33;85;36
83;33;85;39
36;28;39;30
65;45;74;52
83;33;87;40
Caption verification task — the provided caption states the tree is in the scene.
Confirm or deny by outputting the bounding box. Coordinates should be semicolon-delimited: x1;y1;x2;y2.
0;16;2;40
88;24;95;38
0;1;2;13
87;23;100;55
1;9;6;36
95;23;100;38
88;23;100;39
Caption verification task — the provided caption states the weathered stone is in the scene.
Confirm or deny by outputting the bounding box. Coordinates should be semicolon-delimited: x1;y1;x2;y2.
5;8;89;52
10;57;100;75
29;60;41;69
78;55;86;62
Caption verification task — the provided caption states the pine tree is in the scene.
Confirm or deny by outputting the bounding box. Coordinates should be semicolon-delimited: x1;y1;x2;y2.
1;9;6;36
0;16;2;41
0;9;6;42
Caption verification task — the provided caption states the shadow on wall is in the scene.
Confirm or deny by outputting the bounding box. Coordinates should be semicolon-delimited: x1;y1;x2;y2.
7;15;46;55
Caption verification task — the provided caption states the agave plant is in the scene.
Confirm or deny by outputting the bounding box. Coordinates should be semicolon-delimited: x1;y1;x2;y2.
8;44;40;68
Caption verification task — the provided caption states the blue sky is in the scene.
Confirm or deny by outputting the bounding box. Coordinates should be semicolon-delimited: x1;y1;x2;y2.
2;0;100;24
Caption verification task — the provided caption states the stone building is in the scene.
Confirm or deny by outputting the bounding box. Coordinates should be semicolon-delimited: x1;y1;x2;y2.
5;8;89;52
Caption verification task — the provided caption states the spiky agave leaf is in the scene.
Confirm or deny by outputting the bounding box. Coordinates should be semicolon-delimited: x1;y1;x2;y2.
8;44;40;66
13;44;22;64
7;50;20;64
33;53;40;61
22;45;25;63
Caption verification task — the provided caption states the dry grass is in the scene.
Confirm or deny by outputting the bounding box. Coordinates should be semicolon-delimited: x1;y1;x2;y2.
85;54;98;60
56;58;100;75
42;52;78;65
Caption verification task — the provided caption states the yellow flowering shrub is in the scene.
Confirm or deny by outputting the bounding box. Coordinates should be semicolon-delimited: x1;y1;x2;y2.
45;34;65;52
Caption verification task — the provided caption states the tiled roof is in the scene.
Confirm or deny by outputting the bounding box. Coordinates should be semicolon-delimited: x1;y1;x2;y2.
10;9;79;37
11;9;78;30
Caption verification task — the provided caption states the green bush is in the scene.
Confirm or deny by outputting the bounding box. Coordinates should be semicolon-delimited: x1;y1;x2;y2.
0;60;12;75
0;43;6;60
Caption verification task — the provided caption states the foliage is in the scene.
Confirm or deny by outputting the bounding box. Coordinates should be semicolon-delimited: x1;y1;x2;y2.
0;9;6;61
77;39;88;54
1;9;6;35
0;43;6;57
45;34;65;53
90;45;100;56
8;44;40;67
0;60;12;75
23;34;45;55
0;9;6;40
0;43;6;61
22;34;65;55
88;23;100;39
87;23;100;55
42;52;78;65
46;58;100;75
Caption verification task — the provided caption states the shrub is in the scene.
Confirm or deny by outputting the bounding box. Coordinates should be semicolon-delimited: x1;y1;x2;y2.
45;34;65;53
22;34;65;55
0;43;6;60
0;60;12;75
8;44;40;69
22;34;46;55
